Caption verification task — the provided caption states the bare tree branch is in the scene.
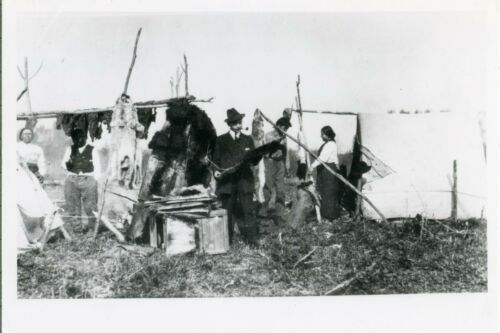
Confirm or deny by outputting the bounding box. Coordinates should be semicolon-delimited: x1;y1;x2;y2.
170;76;175;98
17;65;25;79
17;88;28;102
175;67;184;97
27;60;44;83
123;27;142;95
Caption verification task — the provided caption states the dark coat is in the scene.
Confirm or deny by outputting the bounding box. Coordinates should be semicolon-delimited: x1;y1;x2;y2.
212;132;255;195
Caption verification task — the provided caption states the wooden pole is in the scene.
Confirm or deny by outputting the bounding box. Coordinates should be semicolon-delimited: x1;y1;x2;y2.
183;54;189;97
123;27;142;95
258;109;388;223
93;178;109;239
16;96;214;120
23;57;33;114
451;160;458;221
285;108;357;116
175;67;183;97
355;179;362;218
295;76;320;222
295;75;309;168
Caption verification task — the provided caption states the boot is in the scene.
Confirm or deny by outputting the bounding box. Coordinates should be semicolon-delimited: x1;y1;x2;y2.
240;225;260;248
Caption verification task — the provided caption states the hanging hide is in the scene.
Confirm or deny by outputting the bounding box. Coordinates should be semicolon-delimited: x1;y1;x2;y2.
108;96;144;187
128;98;217;241
252;109;266;203
147;98;216;197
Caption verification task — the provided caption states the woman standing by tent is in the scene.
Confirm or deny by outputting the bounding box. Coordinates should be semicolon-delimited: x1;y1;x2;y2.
309;126;341;220
17;127;46;183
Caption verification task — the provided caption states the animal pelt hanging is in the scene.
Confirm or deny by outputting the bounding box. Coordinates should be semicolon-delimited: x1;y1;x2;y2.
56;111;112;141
146;98;217;197
137;108;157;139
108;96;144;186
252;109;266;203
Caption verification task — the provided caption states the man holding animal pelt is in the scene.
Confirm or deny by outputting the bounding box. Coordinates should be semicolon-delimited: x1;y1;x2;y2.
212;108;260;247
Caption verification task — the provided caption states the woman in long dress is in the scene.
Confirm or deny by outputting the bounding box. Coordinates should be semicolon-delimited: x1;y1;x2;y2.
309;126;341;220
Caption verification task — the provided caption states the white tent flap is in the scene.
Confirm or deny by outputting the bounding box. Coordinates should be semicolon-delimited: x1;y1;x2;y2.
359;113;486;220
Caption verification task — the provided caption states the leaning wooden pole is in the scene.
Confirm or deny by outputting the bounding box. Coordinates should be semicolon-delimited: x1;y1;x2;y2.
295;75;309;168
451;160;458;221
258;109;388;223
295;76;321;222
123;27;142;95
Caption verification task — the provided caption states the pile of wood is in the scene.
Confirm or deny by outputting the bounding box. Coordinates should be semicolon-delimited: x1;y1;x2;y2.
144;186;218;218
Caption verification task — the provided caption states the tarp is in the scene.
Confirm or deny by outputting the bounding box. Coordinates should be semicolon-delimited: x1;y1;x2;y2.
17;162;63;250
359;113;486;220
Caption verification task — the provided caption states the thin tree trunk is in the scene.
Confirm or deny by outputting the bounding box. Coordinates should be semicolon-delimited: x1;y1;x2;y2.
123;28;142;95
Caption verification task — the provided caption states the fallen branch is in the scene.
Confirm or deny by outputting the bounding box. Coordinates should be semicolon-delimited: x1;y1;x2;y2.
258;109;388;223
434;219;468;235
124;267;144;281
107;190;138;203
324;262;377;295
293;246;318;269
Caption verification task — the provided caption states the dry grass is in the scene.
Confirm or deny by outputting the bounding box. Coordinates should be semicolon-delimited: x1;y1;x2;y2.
17;213;487;298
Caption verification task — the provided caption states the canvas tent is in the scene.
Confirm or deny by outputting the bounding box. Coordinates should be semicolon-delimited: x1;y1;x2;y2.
294;111;486;220
358;112;486;220
17;160;65;252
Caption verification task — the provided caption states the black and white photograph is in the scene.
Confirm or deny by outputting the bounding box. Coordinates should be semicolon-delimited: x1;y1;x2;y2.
2;1;498;332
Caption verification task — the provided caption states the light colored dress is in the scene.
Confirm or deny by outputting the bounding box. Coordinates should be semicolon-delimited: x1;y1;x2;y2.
17;141;47;176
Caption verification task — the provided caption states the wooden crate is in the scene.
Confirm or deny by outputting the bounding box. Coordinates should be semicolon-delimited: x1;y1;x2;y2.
148;209;229;256
198;209;229;255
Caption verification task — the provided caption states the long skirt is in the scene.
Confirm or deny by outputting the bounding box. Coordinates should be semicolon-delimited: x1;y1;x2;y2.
316;162;341;220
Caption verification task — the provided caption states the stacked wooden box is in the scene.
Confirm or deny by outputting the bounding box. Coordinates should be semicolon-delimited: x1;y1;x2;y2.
146;191;229;256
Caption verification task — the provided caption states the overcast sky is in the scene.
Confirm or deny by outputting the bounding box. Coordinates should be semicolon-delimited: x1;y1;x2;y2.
16;12;496;146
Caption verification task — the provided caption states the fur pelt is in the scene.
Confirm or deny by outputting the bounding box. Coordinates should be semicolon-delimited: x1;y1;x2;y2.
147;98;217;196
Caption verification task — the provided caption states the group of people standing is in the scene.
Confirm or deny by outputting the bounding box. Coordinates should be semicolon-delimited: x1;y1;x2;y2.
211;108;342;247
17;107;342;247
17;127;101;233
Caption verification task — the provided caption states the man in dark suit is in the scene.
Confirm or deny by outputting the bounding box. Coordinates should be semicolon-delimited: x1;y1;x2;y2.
212;108;259;246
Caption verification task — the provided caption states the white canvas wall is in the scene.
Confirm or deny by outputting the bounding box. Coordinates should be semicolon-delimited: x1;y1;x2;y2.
359;112;486;220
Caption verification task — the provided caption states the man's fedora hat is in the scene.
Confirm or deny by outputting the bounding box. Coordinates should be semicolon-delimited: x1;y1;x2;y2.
225;108;245;124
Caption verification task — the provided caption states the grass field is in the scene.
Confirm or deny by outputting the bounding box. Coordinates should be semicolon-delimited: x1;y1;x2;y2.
17;184;487;298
